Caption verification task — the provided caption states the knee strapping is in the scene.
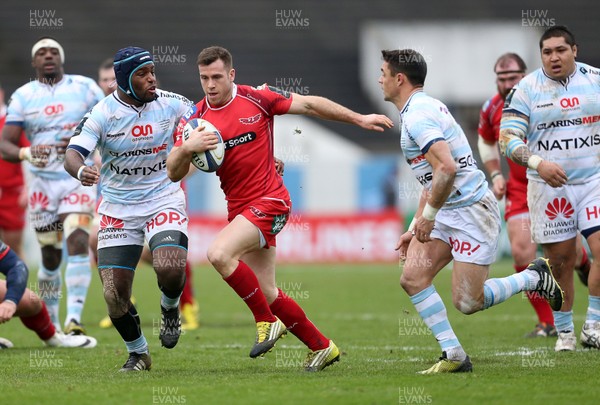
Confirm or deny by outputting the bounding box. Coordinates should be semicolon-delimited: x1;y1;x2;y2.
36;230;63;249
63;213;92;238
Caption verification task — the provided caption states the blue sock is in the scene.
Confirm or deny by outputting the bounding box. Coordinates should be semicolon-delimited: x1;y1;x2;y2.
410;285;464;360
553;310;574;333
161;293;181;310
37;264;62;330
65;254;91;326
483;270;538;309
125;335;149;354
585;296;600;325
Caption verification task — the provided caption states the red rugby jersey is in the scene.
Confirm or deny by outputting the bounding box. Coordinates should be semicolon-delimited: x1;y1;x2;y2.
0;114;29;188
175;84;293;215
478;93;527;185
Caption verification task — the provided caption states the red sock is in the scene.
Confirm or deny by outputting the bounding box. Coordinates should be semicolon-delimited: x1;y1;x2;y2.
224;261;276;323
269;289;329;351
20;301;56;341
516;264;554;325
180;261;194;307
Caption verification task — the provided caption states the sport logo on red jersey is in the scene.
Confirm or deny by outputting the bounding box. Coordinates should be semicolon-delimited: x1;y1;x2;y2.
239;113;262;125
29;192;49;210
545;197;574;220
100;215;124;229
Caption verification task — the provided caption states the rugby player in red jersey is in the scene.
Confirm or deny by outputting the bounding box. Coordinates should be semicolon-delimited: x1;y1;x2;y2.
167;46;393;371
0;85;28;259
0;238;97;348
478;52;590;339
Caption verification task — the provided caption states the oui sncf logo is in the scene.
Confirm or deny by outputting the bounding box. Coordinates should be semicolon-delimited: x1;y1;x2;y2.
131;124;154;142
559;97;579;109
545;197;574;220
44;104;64;115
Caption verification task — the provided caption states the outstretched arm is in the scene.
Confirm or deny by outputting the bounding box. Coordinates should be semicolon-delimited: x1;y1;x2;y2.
287;94;393;132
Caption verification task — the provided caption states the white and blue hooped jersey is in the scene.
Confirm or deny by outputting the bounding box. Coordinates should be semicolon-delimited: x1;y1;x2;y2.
68;89;194;204
503;62;600;184
5;75;104;179
400;91;487;209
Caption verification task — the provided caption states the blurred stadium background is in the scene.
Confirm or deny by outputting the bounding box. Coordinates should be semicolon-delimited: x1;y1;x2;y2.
1;0;597;264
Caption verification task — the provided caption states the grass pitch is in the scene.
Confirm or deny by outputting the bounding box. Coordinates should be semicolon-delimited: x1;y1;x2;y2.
0;259;597;404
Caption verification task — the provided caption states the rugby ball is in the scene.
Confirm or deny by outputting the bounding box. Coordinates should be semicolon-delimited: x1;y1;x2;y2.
182;118;225;172
0;337;14;349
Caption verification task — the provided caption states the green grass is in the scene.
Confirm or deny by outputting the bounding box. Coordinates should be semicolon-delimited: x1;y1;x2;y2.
1;259;598;404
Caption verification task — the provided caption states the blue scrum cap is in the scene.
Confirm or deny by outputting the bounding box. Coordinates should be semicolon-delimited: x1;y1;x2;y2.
113;46;154;101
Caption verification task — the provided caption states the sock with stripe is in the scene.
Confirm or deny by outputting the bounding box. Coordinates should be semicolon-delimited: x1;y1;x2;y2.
515;264;554;325
553;310;574;333
483;269;540;309
37;263;62;330
410;285;465;361
111;304;148;354
585;296;600;326
65;254;92;325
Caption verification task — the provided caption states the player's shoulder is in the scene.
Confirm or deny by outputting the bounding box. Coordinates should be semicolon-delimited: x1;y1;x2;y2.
86;94;118;118
481;93;502;112
516;68;545;90
575;62;600;82
65;74;95;83
11;80;39;97
238;83;291;102
156;89;194;107
64;74;98;87
406;92;444;116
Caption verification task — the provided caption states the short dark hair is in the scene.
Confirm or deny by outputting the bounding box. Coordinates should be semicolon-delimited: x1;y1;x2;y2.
539;25;576;49
381;49;427;87
99;57;113;70
197;46;233;70
494;53;527;73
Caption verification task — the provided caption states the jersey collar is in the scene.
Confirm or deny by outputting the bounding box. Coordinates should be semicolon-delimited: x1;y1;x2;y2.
400;89;424;115
206;84;237;111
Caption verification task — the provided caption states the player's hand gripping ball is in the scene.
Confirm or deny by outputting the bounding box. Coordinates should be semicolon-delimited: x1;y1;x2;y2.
183;118;225;172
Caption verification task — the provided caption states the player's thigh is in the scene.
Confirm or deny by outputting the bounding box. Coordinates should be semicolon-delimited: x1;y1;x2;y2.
506;213;537;266
400;238;453;295
208;215;263;263
451;261;489;314
585;230;600;265
0;229;24;258
241;247;277;301
527;181;578;245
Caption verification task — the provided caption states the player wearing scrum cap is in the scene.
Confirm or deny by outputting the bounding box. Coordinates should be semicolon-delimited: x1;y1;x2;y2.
0;37;104;335
64;46;199;372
